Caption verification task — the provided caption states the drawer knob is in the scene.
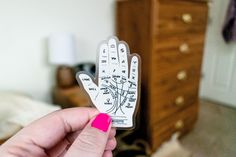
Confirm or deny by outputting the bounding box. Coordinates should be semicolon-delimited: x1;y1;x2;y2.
179;43;189;53
175;96;185;106
175;120;184;129
177;70;187;80
182;14;192;23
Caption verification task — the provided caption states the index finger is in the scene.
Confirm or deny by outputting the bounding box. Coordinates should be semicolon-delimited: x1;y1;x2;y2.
8;107;99;149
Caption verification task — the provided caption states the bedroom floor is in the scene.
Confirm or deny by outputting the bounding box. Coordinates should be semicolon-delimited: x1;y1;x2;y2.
181;100;236;157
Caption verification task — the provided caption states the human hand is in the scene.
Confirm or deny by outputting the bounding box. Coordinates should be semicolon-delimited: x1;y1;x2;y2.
77;37;140;128
0;107;116;157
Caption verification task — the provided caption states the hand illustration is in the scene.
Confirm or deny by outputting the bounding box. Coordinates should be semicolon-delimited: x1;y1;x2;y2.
77;37;140;128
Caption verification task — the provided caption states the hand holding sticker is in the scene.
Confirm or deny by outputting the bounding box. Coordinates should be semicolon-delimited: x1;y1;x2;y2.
77;36;140;129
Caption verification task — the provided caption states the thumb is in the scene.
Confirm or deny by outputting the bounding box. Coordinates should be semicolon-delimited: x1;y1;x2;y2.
65;113;112;157
76;73;99;101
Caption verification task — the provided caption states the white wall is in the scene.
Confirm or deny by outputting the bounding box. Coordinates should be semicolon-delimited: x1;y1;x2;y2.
0;0;115;102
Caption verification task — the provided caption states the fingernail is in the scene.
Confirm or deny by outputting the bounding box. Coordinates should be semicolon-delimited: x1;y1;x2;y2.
91;113;111;132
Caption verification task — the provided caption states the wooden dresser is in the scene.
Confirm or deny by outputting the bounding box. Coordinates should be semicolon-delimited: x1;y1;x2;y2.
116;0;208;151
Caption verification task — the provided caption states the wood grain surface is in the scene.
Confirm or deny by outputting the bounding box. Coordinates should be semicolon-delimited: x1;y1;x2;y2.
116;0;208;152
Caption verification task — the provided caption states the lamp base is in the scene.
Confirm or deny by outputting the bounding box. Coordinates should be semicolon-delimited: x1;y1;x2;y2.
56;65;76;88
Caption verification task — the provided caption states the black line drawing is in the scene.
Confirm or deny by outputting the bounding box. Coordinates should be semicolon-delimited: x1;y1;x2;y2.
77;37;140;128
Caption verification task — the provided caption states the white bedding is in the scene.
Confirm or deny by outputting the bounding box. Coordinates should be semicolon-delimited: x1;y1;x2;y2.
0;92;60;139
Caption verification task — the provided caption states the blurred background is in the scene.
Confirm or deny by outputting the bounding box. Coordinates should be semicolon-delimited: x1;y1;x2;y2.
0;0;235;157
0;0;114;101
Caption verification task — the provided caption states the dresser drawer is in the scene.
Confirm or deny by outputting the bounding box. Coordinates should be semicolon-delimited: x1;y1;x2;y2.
155;0;208;36
159;0;209;2
150;104;198;150
151;60;202;89
149;83;199;124
149;62;201;124
153;34;205;69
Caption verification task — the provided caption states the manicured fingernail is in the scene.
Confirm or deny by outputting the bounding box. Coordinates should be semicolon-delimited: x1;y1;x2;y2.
91;113;111;132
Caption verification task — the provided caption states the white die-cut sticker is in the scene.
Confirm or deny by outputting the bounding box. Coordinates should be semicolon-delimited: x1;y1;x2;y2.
76;36;141;129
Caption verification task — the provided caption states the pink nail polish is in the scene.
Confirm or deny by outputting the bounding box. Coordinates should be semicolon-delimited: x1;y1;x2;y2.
91;113;111;132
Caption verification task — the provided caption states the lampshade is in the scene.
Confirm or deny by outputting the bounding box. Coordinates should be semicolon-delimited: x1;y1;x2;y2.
48;33;76;66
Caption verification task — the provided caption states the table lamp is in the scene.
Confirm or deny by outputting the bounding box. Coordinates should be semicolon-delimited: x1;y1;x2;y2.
48;33;77;88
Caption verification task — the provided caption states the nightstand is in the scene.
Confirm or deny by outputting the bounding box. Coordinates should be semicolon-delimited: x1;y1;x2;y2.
52;86;90;108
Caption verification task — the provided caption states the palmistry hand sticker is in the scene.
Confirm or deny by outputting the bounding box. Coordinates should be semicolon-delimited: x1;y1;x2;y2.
76;36;141;129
